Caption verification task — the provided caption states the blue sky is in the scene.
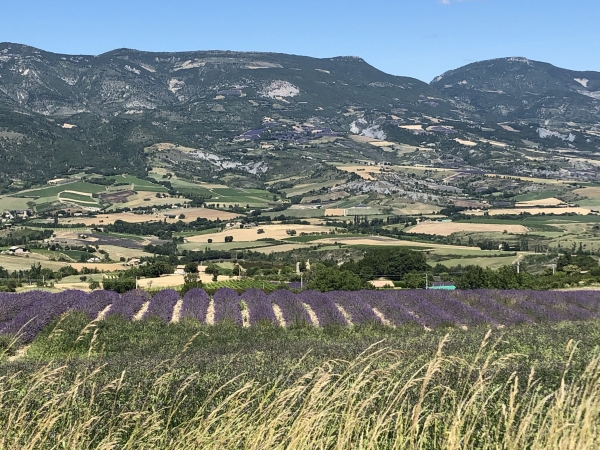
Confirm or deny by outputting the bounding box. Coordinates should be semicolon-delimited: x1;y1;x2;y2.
2;0;598;82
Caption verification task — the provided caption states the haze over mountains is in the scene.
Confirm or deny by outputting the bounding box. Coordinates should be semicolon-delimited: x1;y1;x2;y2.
0;42;599;187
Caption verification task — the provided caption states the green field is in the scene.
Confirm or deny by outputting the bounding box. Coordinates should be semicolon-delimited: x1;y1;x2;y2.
438;255;519;269
115;174;168;192
263;209;325;219
179;241;276;252
59;192;97;203
17;182;107;198
512;190;563;201
4;316;600;447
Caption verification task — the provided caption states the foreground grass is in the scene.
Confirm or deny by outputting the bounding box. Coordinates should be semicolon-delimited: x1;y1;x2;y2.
1;316;600;448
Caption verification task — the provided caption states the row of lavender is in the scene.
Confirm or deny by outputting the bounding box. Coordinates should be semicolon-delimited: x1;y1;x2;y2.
1;288;600;343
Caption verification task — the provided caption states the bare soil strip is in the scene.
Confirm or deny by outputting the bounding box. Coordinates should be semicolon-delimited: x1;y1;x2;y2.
302;303;319;326
95;304;112;321
133;301;150;321
241;301;250;328
372;308;394;328
8;345;30;362
272;304;286;327
171;299;183;323
206;299;215;325
335;304;353;326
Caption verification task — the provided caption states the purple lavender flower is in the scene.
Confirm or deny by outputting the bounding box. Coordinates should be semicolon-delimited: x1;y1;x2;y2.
213;288;242;325
180;289;210;322
334;291;382;325
268;290;311;326
143;289;180;322
240;288;278;325
296;290;347;326
106;290;150;320
72;290;119;320
1;290;82;343
0;291;45;325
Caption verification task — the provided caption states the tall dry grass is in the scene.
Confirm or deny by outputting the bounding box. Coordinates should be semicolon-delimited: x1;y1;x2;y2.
1;330;599;449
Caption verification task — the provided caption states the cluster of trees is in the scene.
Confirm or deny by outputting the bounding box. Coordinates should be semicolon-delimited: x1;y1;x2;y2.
0;263;87;292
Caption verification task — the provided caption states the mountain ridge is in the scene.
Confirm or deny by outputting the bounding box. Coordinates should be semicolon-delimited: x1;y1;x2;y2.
0;44;599;190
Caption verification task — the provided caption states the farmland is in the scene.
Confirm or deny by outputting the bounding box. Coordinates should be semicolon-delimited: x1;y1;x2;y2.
2;289;600;447
408;222;528;236
3;288;600;343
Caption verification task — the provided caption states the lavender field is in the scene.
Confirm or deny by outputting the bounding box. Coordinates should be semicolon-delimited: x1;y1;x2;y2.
1;288;599;342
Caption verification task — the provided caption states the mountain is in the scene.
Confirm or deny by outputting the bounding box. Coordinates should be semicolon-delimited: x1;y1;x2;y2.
430;57;600;123
0;44;599;191
0;43;451;186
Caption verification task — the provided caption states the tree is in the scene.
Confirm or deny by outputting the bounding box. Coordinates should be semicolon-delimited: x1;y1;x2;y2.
346;248;428;280
224;236;234;243
305;265;370;292
184;262;198;274
403;272;426;289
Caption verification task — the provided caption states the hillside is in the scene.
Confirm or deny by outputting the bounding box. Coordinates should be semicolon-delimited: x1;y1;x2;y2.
430;57;600;123
0;45;600;194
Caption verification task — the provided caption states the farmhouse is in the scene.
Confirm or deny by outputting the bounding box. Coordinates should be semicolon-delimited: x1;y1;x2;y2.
8;246;30;255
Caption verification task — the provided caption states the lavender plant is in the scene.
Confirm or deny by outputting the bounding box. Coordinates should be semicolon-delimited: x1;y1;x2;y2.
180;288;210;322
144;289;180;322
106;290;150;320
0;290;81;343
240;288;278;326
213;288;243;325
268;290;311;326
334;291;382;325
297;290;347;327
72;290;119;320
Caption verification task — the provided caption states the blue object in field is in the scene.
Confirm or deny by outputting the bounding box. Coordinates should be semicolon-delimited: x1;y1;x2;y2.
428;282;456;290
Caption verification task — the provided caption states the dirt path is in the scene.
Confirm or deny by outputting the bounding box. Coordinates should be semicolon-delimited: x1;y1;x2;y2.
302;303;319;326
133;302;150;321
171;299;183;323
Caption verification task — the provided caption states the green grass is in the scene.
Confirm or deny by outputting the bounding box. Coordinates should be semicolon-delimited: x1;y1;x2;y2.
3;316;600;447
438;255;518;269
115;174;168;192
59;192;97;203
512;190;563;202
17;182;107;197
179;241;276;251
263;209;325;219
0;196;32;211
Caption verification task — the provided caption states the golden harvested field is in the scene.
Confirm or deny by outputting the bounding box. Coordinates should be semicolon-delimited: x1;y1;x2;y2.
136;273;236;289
408;222;528;236
349;135;377;144
252;243;309;254
337;165;379;180
395;203;440;215
325;208;347;216
315;237;477;251
515;198;563;207
454;138;477;146
574;187;600;199
59;208;238;226
187;224;332;243
0;254;67;272
70;263;128;272
399;124;423;131
484;174;569;185
369;141;397;147
97;245;154;261
108;192;189;209
469;207;591;216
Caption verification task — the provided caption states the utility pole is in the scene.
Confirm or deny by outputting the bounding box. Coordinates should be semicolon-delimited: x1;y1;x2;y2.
516;262;520;274
300;272;303;289
425;273;428;290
